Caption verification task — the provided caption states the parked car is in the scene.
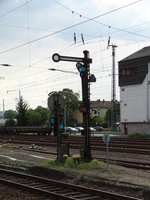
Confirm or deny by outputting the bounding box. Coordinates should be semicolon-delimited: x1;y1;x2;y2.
75;127;84;135
64;127;78;134
94;126;104;131
90;127;96;132
75;127;96;135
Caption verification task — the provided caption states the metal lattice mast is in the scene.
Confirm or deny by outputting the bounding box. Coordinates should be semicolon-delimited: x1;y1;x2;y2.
111;45;117;131
111;45;117;101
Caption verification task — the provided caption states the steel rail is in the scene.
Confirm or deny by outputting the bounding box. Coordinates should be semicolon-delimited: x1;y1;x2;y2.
1;141;150;171
2;134;150;155
0;168;140;200
2;137;150;149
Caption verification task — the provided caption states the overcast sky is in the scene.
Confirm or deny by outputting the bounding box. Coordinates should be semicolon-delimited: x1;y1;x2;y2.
0;0;150;111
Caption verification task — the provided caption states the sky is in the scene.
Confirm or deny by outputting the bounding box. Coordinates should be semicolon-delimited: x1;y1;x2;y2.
0;0;150;111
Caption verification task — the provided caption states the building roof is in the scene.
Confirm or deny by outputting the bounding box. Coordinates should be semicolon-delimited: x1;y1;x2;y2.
120;46;150;62
90;100;112;109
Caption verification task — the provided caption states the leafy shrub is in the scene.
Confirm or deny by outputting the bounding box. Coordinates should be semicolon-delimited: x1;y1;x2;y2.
65;156;106;170
43;156;107;170
88;159;106;169
44;159;55;166
128;132;149;138
5;119;16;127
65;156;81;168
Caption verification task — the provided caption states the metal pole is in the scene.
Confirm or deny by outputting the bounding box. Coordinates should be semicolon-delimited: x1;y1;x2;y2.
2;99;5;119
106;142;109;170
111;45;117;131
55;97;61;162
82;50;92;161
64;105;66;129
19;90;21;100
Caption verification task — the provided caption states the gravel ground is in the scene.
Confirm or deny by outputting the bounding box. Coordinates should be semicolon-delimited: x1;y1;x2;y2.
0;183;52;200
0;143;150;199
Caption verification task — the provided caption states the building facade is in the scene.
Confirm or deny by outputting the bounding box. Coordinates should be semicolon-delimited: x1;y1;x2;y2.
73;100;111;124
119;46;150;134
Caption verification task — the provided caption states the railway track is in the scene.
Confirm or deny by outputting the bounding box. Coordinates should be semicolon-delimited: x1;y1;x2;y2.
0;167;140;200
2;137;150;155
1;134;150;156
1;134;150;146
4;144;150;171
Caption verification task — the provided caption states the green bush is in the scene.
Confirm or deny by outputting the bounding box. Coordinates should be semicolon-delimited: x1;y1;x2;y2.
65;157;106;170
43;157;107;170
65;156;81;168
5;119;16;127
128;132;149;138
44;159;55;166
88;159;106;169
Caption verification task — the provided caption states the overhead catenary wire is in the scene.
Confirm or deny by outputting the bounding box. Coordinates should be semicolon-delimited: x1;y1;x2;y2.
2;34;148;83
0;0;149;109
0;0;32;19
26;0;31;67
0;0;144;55
53;0;148;40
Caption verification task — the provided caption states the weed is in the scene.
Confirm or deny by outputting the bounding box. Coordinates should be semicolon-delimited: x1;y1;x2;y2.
65;157;78;168
128;132;149;138
42;156;114;172
74;174;84;185
44;159;55;166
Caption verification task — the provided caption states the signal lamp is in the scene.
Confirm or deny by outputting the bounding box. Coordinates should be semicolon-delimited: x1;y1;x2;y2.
79;105;83;112
50;116;55;125
76;62;85;73
60;123;63;129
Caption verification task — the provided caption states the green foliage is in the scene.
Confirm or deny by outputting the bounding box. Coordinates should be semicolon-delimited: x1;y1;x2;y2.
43;157;109;172
64;157;106;170
44;159;55;166
88;159;106;169
74;174;84;184
27;109;42;126
104;101;120;129
48;88;79;126
90;115;103;127
26;106;51;126
35;106;51;125
16;96;29;126
128;132;149;138
65;157;77;168
4;110;17;120
5;119;16;127
16;98;51;126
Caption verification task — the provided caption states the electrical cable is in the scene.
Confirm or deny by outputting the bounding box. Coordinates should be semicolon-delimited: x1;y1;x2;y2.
53;0;148;40
0;0;143;55
0;1;32;19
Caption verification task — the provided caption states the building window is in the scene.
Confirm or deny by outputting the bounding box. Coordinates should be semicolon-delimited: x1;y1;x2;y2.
121;67;137;77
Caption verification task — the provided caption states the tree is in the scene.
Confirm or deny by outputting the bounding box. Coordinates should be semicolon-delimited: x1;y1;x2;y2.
104;101;120;129
27;109;42;126
26;106;51;126
5;119;16;127
90;115;103;127
16;96;29;126
48;88;79;126
35;106;51;125
4;110;17;119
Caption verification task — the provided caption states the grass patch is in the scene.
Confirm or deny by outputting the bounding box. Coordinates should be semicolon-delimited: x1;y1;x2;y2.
43;155;108;170
74;173;85;185
128;132;149;138
44;158;56;166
